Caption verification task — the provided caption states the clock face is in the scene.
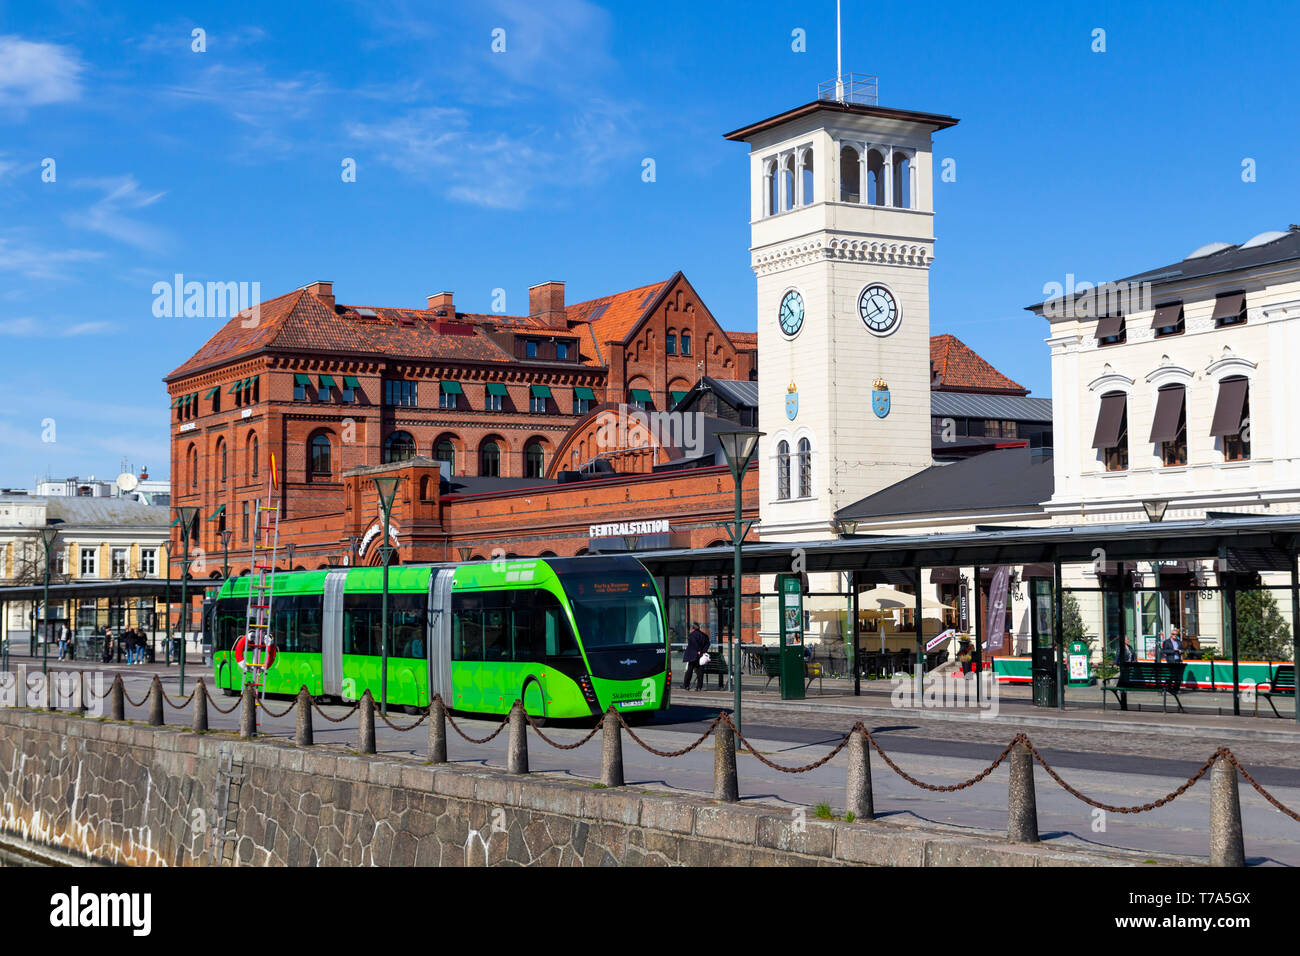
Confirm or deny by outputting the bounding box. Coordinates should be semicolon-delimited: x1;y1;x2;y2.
778;290;805;337
859;285;900;336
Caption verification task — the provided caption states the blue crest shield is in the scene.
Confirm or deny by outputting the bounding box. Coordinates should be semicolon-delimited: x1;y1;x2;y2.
872;386;890;419
785;390;798;421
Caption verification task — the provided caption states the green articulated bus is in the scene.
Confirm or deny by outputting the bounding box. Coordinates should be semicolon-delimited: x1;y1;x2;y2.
211;554;670;720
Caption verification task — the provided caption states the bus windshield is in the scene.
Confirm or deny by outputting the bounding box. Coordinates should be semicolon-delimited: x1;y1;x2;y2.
552;561;663;649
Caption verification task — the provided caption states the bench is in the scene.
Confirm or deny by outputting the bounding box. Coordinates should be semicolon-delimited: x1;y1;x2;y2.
1258;664;1295;718
699;648;730;689
1102;661;1187;713
759;652;823;693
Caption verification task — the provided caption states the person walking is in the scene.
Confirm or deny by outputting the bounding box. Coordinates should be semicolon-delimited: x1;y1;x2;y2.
682;622;710;692
57;623;68;661
1161;627;1184;664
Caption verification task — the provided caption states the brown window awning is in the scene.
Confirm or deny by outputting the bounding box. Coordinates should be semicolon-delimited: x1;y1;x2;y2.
1209;376;1249;437
1149;385;1186;444
929;567;959;585
1211;291;1246;324
1150;302;1183;329
1094;314;1125;340
1091;392;1127;449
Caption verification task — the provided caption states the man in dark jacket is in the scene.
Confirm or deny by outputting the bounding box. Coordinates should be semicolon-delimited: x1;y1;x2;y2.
682;623;710;691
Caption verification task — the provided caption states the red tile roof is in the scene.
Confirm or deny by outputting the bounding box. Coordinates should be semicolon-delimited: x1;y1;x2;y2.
730;331;757;348
930;334;1028;395
567;281;668;345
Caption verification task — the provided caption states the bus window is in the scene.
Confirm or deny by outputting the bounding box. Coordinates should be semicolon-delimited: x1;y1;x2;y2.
452;593;484;660
483;605;510;661
538;591;580;657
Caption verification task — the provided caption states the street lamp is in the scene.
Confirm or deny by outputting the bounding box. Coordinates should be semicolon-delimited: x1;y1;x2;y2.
284;541;296;571
219;528;233;581
371;475;404;716
1142;499;1169;523
347;535;359;567
176;506;200;694
160;539;172;664
327;554;342;569
37;521;61;678
716;429;763;736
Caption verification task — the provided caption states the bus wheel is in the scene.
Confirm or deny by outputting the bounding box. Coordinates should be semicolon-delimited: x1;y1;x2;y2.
402;705;423;716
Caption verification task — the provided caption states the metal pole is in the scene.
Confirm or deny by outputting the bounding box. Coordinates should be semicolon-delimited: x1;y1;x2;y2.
1292;555;1299;725
1054;559;1065;711
913;568;923;700
972;567;982;700
179;532;190;695
381;503;391;717
163;554;171;665
1229;574;1240;717
41;540;50;678
732;475;742;734
852;570;860;697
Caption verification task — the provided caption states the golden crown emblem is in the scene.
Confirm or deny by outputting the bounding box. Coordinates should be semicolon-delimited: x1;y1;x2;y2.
873;378;888;391
787;381;797;394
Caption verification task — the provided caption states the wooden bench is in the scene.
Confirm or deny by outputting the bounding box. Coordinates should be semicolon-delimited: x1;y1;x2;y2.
1102;661;1187;713
1258;664;1295;718
699;648;729;689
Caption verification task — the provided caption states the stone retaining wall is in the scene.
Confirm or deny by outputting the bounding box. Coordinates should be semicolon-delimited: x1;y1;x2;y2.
0;708;1173;866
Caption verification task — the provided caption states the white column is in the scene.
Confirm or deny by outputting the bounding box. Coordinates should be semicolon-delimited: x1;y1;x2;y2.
883;147;894;207
858;144;868;205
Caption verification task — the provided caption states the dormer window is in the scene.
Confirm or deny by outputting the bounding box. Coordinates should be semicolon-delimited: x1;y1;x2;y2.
1151;302;1184;337
556;342;569;360
1212;291;1247;327
1095;315;1126;346
525;340;538;358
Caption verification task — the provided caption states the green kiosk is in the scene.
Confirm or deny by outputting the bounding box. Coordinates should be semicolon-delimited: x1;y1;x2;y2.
777;573;805;700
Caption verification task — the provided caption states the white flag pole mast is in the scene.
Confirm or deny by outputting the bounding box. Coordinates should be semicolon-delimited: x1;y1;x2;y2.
835;0;844;100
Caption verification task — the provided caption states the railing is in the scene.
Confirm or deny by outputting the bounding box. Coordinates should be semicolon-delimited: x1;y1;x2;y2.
817;73;878;106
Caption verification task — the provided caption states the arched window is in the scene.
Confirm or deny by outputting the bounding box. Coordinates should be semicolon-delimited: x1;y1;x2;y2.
309;433;332;479
188;445;198;489
217;439;227;484
781;155;795;211
480;440;501;477
840;145;860;202
800;150;814;205
249;434;259;478
892;151;910;208
766;160;778;216
434;439;456;475
383;431;415;463
524;442;545;479
867;149;886;205
776;440;791;500
797;438;812;497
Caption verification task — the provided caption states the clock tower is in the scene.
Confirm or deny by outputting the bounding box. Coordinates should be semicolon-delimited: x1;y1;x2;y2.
725;76;959;542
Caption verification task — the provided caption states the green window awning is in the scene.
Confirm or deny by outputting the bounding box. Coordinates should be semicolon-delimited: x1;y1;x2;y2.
208;505;226;521
530;385;552;398
183;394;194;408
343;375;360;389
486;382;508;396
630;388;652;403
228;381;243;394
671;390;688;404
241;378;254;390
319;374;336;389
204;387;219;400
440;380;463;394
170;396;182;408
574;386;595;401
294;373;312;386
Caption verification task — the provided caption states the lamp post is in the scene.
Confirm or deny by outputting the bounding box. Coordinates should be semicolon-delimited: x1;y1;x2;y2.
284;541;296;572
370;475;404;716
327;554;341;569
161;540;172;664
176;506;200;694
219;528;233;582
37;521;61;678
347;535;359;567
716;430;762;736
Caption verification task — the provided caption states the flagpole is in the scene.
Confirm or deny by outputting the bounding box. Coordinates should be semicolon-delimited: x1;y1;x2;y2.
836;0;843;100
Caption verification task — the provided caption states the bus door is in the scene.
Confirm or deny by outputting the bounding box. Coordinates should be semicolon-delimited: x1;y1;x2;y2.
427;568;455;705
322;568;347;696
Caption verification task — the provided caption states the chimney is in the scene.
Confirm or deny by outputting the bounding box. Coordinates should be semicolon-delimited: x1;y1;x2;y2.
529;280;566;329
427;291;454;317
304;280;335;310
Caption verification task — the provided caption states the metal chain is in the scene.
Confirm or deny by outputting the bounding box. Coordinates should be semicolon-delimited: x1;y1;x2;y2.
162;687;197;709
445;709;509;744
867;729;1025;792
85;678;113;701
311;699;361;723
1023;736;1220;814
616;710;723;757
378;709;429;732
259;697;297;719
525;712;603;750
123;686;152;708
202;685;242;715
1222;749;1300;823
721;714;854;774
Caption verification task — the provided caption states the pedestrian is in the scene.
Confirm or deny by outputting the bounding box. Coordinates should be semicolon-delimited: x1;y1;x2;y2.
1161;627;1184;664
57;623;68;661
1118;637;1136;663
682;621;710;692
957;638;974;676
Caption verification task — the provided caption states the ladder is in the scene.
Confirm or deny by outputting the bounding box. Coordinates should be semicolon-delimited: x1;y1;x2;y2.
206;742;244;866
242;469;280;702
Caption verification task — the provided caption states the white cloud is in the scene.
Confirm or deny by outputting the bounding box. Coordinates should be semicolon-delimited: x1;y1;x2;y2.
0;36;84;108
0;235;103;280
0;317;115;337
65;176;169;251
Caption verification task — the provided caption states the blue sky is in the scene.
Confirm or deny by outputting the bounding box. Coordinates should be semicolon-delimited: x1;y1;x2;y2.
1;0;1297;488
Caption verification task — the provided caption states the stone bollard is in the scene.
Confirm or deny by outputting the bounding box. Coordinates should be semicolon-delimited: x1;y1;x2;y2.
1209;753;1246;867
358;690;376;754
239;682;257;739
295;686;314;746
16;666;28;710
713;715;739;803
845;726;875;820
1007;738;1039;843
148;675;165;726
76;672;88;715
109;674;124;720
428;696;448;764
507;700;529;774
192;678;208;733
601;706;624;788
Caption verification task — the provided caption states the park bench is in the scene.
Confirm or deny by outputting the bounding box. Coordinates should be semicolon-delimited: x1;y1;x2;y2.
700;647;729;690
759;651;824;693
1258;664;1295;718
1102;660;1187;713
